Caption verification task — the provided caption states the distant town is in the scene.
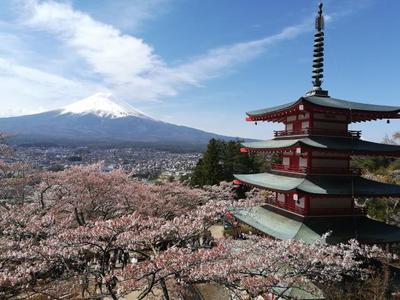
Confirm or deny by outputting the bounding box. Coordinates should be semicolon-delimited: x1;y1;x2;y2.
2;145;201;181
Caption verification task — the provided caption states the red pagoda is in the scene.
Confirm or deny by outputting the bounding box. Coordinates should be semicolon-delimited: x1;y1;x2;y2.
233;3;400;244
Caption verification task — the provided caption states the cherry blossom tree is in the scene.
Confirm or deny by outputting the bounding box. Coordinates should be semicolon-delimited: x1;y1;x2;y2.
0;164;391;299
119;235;389;299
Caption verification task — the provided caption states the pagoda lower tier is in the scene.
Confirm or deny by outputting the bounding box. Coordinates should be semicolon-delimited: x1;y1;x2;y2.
234;172;400;217
232;131;400;244
232;205;400;245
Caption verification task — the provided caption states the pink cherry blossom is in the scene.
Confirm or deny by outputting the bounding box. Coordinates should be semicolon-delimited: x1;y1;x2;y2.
0;163;392;299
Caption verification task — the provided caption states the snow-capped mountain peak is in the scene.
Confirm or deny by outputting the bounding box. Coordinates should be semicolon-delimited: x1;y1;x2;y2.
60;93;150;119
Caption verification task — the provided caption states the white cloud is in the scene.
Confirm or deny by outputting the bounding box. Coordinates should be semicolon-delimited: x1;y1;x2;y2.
0;0;314;116
166;22;311;86
19;0;312;103
90;0;175;31
24;1;163;83
0;57;103;116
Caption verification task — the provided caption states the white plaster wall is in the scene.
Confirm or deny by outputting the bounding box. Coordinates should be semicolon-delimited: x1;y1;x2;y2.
277;193;285;203
282;157;290;166
296;196;305;208
299;157;308;167
301;121;309;129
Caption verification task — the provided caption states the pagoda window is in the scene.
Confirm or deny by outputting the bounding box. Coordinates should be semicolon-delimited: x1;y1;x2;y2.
277;193;285;203
282;157;290;166
299;157;308;168
295;196;306;209
286;123;293;131
301;121;310;129
287;115;297;122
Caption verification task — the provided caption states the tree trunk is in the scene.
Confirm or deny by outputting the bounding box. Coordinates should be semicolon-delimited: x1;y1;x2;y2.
74;207;84;226
160;278;170;300
40;192;45;209
107;284;118;300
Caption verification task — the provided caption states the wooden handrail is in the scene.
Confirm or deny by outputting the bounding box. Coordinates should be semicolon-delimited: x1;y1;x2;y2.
266;198;366;216
271;163;307;174
271;163;361;175
274;128;361;138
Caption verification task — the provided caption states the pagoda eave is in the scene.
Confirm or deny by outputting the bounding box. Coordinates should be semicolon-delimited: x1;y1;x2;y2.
246;97;400;123
241;146;400;157
232;206;400;245
240;137;400;157
235;179;400;198
233;179;297;194
234;173;400;197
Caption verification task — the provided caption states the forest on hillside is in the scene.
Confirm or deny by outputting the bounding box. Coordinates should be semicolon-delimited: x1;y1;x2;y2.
352;133;400;224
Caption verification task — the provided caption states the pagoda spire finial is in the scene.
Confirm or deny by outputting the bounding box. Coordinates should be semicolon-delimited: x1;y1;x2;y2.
306;2;329;97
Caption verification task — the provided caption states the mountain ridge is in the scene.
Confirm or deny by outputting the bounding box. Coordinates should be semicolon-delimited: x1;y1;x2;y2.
0;94;243;151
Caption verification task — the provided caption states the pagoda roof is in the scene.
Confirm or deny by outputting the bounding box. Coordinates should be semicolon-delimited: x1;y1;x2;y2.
232;206;400;244
241;136;400;156
234;172;400;196
246;96;400;122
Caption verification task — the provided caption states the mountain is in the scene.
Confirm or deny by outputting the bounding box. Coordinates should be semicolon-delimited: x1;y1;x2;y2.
0;93;239;151
60;93;151;119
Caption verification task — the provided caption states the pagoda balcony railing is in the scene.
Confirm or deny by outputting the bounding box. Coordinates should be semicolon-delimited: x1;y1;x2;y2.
266;199;365;216
271;163;361;176
267;199;305;215
273;128;361;138
271;164;307;174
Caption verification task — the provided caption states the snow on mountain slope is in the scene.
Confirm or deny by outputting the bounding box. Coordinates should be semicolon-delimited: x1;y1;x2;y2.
60;93;151;119
0;92;239;149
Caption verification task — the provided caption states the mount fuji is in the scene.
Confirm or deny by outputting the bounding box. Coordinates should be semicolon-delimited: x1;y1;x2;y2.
60;93;151;119
0;93;237;150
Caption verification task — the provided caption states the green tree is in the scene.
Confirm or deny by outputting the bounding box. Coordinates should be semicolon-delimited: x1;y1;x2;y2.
351;156;394;175
190;139;261;187
190;158;205;186
199;139;224;186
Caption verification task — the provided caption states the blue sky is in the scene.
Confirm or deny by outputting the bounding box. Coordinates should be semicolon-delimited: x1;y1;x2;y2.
0;0;399;141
